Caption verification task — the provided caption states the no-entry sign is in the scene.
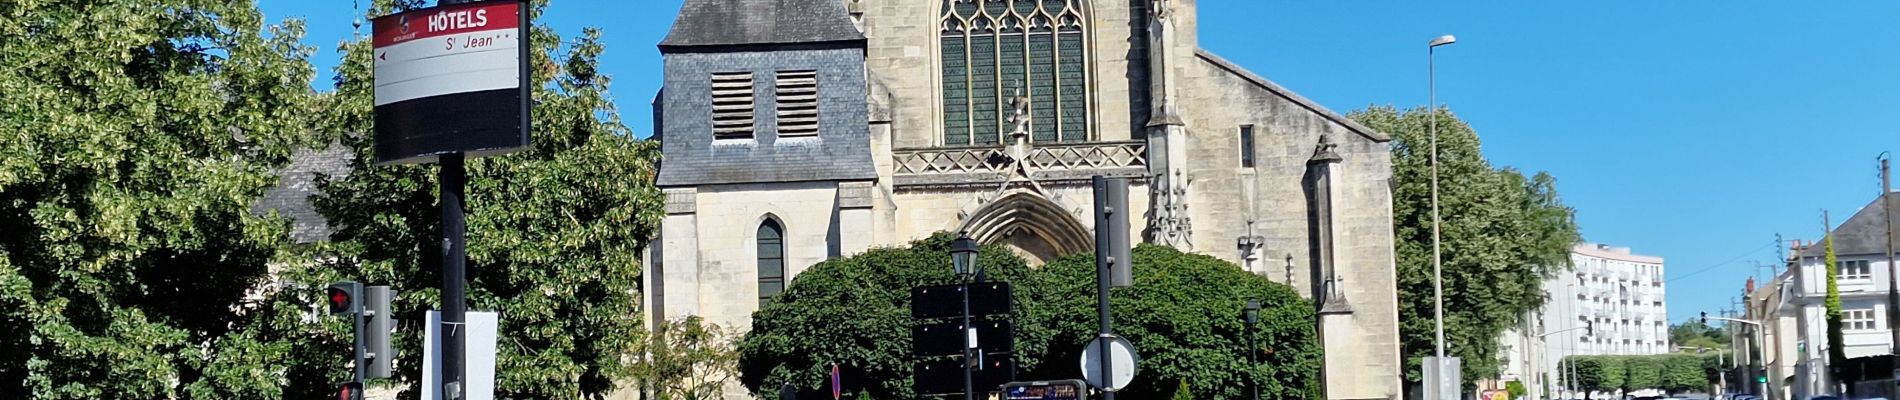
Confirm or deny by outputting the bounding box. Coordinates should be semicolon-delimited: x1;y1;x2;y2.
371;0;530;165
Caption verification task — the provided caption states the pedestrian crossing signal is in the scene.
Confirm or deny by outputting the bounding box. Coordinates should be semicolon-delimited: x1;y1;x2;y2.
337;381;364;400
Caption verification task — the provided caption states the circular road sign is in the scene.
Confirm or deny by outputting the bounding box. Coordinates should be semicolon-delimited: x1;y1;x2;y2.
1079;335;1138;391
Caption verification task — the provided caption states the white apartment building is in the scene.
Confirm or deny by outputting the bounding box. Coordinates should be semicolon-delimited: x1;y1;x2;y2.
1517;243;1670;400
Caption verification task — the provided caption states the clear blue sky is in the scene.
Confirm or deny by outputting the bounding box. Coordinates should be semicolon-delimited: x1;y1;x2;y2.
261;0;1900;325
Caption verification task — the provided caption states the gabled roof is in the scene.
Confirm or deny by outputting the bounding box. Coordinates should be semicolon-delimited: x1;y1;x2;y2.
1194;49;1390;142
659;0;864;49
1811;192;1900;257
251;143;354;244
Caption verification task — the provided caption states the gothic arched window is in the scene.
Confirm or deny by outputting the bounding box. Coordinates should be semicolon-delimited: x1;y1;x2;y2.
941;0;1089;145
757;219;785;307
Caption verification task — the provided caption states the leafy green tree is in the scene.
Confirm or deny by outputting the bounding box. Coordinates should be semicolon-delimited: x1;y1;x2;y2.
1824;230;1846;376
1352;106;1582;384
303;0;662;398
737;233;1042;399
637;316;740;400
1506;380;1528;400
0;0;320;397
1564;355;1625;400
1669;320;1730;349
736;235;1322;400
1032;245;1322;399
1659;354;1710;395
1172;379;1196;400
1624;355;1662;393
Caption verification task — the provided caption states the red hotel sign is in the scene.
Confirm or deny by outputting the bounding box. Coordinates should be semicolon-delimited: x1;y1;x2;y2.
370;0;530;165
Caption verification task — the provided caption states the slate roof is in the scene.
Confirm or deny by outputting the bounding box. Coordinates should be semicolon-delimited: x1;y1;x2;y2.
659;0;864;48
1807;192;1900;257
250;144;354;244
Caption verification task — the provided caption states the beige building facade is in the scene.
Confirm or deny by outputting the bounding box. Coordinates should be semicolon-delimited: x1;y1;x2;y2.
650;0;1403;398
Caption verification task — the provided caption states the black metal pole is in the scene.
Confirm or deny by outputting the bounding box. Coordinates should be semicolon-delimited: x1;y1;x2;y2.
1248;316;1259;400
1098;260;1114;400
441;153;468;400
354;293;367;383
962;279;973;400
1091;176;1118;400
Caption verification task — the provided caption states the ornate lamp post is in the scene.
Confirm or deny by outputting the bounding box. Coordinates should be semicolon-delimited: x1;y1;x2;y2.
1245;299;1262;400
950;233;981;400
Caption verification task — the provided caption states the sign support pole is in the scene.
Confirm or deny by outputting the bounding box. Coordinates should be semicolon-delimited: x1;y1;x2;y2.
1092;176;1122;400
441;152;468;399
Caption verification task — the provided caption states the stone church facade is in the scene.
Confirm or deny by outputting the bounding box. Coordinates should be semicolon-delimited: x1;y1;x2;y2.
649;0;1402;398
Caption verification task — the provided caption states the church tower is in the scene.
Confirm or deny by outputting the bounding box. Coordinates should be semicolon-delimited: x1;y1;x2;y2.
650;0;878;330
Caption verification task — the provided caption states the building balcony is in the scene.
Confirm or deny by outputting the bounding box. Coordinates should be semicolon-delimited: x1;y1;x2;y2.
891;141;1148;188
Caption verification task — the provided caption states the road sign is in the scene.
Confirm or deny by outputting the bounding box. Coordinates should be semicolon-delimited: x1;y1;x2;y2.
911;282;1011;319
423;311;499;400
914;320;1013;356
1079;335;1137;391
1423;356;1462;400
913;354;1015;395
370;0;530;165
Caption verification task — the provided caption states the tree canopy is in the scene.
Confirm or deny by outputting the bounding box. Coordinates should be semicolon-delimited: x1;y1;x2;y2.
1351;105;1582;384
1669;320;1730;350
737;234;1322;399
1562;353;1721;398
0;0;319;397
1565;355;1625;397
296;0;662;397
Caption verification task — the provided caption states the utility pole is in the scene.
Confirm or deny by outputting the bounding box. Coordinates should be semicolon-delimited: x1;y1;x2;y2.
1882;154;1898;364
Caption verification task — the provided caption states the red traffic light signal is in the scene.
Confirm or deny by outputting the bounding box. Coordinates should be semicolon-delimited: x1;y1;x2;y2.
327;282;362;315
337;381;364;400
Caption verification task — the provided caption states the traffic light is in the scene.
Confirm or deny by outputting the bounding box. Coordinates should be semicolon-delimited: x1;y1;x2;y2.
1701;311;1709;324
327;281;363;315
364;286;395;379
1585;321;1593;336
336;381;364;400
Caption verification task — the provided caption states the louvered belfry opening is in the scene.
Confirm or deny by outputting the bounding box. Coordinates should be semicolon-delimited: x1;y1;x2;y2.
712;72;756;140
775;70;820;137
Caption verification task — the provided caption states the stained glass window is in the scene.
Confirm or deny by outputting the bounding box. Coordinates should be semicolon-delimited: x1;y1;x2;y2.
757;219;784;307
941;0;1089;145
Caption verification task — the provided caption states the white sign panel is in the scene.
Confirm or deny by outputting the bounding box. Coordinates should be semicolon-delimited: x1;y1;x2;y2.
372;1;522;106
423;311;499;400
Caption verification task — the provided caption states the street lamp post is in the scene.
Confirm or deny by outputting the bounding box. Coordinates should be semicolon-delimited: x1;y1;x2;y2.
951;234;981;400
1427;33;1456;361
1425;33;1458;400
1246;299;1262;400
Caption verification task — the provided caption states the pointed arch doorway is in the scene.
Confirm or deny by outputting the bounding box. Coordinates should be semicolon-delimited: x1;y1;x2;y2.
958;191;1094;265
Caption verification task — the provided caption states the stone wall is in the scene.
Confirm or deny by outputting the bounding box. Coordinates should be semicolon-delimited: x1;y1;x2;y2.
658;181;870;329
1176;49;1402;399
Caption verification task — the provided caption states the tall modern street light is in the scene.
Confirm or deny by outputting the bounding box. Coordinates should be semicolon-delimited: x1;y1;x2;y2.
950;233;981;400
1424;33;1458;400
1428;33;1456;361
